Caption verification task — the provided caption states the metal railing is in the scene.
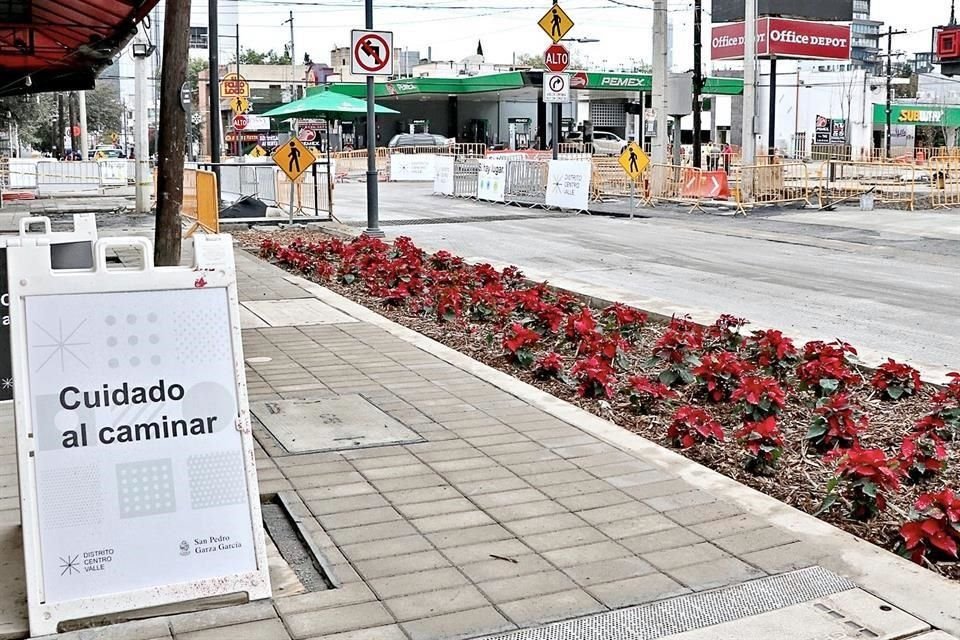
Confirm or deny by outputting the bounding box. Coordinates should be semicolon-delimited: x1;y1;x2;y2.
504;159;548;206
197;160;333;220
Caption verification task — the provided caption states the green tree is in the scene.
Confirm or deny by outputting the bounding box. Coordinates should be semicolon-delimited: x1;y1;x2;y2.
235;47;291;65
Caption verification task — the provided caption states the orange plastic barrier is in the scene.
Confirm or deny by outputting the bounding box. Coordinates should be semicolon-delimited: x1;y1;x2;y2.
680;169;730;200
184;170;220;237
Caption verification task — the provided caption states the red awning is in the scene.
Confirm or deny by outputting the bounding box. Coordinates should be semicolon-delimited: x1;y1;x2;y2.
0;0;159;96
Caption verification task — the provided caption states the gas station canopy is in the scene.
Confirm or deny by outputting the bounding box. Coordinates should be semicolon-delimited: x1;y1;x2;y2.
0;0;159;96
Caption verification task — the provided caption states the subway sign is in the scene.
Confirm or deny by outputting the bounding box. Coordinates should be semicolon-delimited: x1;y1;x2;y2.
874;104;960;127
897;109;943;124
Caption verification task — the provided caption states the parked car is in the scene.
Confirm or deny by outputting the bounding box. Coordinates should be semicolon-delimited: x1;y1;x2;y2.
591;130;628;156
388;133;453;149
92;146;124;160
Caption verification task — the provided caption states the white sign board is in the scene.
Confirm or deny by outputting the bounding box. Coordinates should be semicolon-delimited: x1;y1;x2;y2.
244;115;271;131
477;159;507;202
8;235;270;635
544;72;570;103
390;153;437;181
351;29;394;76
546;159;591;211
434;156;455;195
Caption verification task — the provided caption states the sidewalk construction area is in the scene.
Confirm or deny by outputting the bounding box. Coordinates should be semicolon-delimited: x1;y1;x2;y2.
0;237;956;640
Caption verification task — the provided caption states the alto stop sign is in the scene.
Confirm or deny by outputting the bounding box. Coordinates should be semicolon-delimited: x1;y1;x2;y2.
233;114;248;131
544;43;570;73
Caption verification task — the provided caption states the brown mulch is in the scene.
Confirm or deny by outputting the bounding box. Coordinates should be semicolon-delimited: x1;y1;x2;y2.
233;228;959;581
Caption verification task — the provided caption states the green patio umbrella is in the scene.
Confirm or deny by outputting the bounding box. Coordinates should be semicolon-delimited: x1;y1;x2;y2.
262;89;398;218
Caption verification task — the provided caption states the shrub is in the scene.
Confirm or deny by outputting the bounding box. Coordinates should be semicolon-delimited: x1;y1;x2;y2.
565;307;598;343
692;351;753;403
533;352;564;380
735;417;784;474
925;372;960;440
898;489;960;564
668;406;724;449
821;447;901;520
626;376;677;414
870;359;922;401
502;323;540;368
899;433;948;481
705;314;749;352
601;303;648;337
570;356;617;399
730;375;787;421
807;393;867;451
745;329;800;379
797;340;861;397
913;413;959;442
648;317;704;387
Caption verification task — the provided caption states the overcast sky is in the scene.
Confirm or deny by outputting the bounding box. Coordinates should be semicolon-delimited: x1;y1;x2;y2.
230;0;954;72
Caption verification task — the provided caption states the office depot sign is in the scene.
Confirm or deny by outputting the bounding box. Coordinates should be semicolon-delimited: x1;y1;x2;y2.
712;18;851;61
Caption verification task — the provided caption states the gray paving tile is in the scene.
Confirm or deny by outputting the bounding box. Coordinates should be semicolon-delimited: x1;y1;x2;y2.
440;538;534;565
282;602;394;639
368;567;471;599
486;500;568;522
576;501;656;525
620;527;706;555
459;552;556;582
317;625;408;640
477;570;579;603
556;489;635;512
471;488;549;509
176;618;290;640
427;524;514;548
688;513;770;539
522;526;610;552
643;490;718;512
382;485;463;505
541;540;633;568
306;493;390;516
457;477;532;496
383;584;489;622
274;583;377;615
395;497;477;519
664;556;766;590
498;589;605;626
319;506;403;530
597;514;677;540
339;534;435;562
642;542;730;571
504;513;588;536
563;555;658;588
540;479;614;499
411;510;495;533
354;550;451;580
400;606;515;640
586;572;691;608
712;526;800;556
327;520;419;546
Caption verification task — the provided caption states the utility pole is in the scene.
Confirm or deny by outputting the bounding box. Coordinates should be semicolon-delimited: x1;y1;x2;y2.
551;0;560;161
208;0;221;166
692;0;703;168
884;27;908;158
363;0;383;237
78;91;88;159
283;11;297;221
155;0;190;266
651;0;668;164
742;0;757;198
68;93;77;153
133;39;151;213
56;93;64;159
236;23;241;157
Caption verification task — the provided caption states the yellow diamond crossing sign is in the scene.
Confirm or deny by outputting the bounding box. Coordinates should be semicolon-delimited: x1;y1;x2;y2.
538;3;574;44
619;142;649;180
250;145;267;158
272;136;315;182
230;96;250;115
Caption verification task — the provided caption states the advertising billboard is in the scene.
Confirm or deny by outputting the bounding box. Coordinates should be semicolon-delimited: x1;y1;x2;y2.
712;0;852;23
712;18;851;61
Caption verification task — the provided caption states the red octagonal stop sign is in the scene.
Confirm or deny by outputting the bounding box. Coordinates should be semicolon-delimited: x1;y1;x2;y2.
544;43;570;73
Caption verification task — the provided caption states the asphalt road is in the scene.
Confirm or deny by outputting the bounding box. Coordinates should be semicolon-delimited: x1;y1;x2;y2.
333;181;960;380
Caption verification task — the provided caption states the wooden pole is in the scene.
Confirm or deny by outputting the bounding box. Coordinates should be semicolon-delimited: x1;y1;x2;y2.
154;0;191;266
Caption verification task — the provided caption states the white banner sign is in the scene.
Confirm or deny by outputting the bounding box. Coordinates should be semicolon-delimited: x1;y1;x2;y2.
433;156;455;195
9;235;270;635
390;153;437;181
546;159;590;211
244;115;271;131
477;159;507;202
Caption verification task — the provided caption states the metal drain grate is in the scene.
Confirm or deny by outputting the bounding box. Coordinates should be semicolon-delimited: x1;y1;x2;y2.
480;566;855;640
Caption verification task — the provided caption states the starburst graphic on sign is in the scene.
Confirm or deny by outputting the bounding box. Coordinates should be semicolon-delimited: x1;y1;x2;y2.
33;319;89;371
59;555;80;576
1;378;12;390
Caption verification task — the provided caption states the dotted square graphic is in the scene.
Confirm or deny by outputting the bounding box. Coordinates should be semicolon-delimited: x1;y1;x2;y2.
188;450;248;510
39;465;103;529
116;459;176;519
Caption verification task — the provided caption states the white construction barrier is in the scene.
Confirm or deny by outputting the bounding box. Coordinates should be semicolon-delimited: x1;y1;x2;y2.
433;156;455;195
477;159;508;202
545;159;591;211
390;153;437;181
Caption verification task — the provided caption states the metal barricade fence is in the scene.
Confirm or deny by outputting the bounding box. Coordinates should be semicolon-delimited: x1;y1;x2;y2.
453;157;479;198
817;161;917;210
734;163;810;214
927;157;960;209
503;159;548;206
182;169;198;218
202;161;279;207
276;162;332;217
591;158;634;198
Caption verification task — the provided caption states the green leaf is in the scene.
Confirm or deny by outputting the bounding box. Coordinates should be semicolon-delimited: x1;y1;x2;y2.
825;476;840;493
341;273;356;285
861;481;877;498
807;423;827;440
678;369;696;385
814;494;838;516
659;369;678;386
820;378;839;394
887;386;904;400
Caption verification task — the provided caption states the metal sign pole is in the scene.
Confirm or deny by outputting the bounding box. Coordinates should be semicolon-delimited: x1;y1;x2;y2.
363;0;383;237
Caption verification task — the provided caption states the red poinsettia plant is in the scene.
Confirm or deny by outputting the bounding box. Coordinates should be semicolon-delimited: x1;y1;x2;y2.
807;393;867;451
502;323;540;368
625;376;678;414
692;351;753;403
745;329;800;379
735;417;784;474
601;303;648;337
648;317;704;387
533;352;564;381
667;406;724;449
570;356;617;399
898;489;960;565
797;340;861;397
704;314;749;352
730;375;787;421
870;359;922;401
820;447;902;520
898;433;948;481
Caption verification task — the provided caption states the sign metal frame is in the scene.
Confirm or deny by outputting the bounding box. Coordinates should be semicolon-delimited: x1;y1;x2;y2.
8;235;271;636
350;29;394;76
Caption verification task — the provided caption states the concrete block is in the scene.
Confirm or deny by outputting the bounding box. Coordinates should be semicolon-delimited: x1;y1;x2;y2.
459;553;555;583
440;538;535;565
168;601;277;634
620;527;706;555
598;514;677;540
369;567;471;599
557;489;634;512
317;625;408;640
400;606;515;640
643;490;719;512
498;589;604;627
642;542;730;571
664;556;766;591
383;584;489;622
586;572;690;609
274;582;376;616
576;501;656;525
471;489;549;510
396;498;477;519
486;500;567;523
504;513;588;536
411;510;495;534
427;524;514;548
319;506;403;530
542;540;633;568
354;550;451;580
523;526;609;552
563;555;658;588
712;526;800;556
327;520;418;546
282;602;395;639
477;570;579;603
340;534;434;562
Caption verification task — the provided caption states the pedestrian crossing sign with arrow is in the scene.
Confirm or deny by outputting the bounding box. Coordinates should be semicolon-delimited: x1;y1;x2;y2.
619;142;649;180
272;136;315;182
538;3;574;44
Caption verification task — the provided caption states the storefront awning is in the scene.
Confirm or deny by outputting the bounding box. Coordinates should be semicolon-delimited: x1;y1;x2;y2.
0;0;159;96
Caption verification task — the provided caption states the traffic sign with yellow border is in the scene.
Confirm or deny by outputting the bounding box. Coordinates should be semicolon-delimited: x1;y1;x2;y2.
272;137;315;182
619;142;649;180
230;96;250;114
538;3;574;44
250;145;267;158
220;72;250;98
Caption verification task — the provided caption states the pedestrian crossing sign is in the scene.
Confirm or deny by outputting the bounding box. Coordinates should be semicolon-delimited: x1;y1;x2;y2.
538;3;574;44
250;145;267;158
619;142;649;180
272;136;315;182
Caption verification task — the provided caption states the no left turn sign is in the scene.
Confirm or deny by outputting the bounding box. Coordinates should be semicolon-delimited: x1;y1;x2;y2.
351;29;394;76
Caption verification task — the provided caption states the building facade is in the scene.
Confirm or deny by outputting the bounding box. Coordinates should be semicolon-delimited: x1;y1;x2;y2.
850;0;882;72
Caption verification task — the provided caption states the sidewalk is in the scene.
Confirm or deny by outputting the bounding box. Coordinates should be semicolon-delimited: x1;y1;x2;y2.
0;244;958;639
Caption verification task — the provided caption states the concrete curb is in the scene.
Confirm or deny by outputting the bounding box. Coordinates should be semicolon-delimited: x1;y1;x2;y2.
275;267;960;636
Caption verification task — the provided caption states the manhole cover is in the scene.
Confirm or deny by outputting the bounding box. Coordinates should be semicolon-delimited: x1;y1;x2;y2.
251;395;424;453
241;299;356;327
